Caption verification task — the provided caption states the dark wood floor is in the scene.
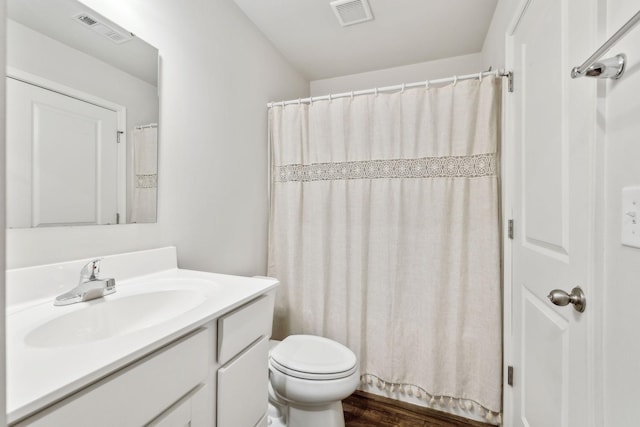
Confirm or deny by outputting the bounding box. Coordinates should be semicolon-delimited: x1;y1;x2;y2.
343;391;494;427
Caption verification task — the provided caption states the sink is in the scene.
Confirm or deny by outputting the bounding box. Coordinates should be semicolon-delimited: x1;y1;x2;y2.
25;290;207;348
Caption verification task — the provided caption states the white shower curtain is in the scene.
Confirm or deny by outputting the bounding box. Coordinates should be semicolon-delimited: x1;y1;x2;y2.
267;76;502;420
130;126;158;223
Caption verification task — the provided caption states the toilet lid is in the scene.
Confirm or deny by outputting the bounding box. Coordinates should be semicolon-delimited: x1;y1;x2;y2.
270;335;357;380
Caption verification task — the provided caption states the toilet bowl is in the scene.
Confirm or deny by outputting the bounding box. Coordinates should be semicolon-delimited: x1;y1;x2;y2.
268;335;360;427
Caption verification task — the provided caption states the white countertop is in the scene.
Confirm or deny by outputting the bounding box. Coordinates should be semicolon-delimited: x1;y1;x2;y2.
6;249;278;424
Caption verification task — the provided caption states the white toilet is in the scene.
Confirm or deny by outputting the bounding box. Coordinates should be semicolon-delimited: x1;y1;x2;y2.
267;335;360;427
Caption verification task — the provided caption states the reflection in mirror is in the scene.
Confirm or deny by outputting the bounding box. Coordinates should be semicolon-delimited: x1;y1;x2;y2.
6;0;159;227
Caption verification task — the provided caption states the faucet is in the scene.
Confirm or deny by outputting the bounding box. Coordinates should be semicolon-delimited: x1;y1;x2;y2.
54;258;116;306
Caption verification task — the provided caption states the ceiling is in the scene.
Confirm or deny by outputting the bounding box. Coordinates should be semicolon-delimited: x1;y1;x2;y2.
232;0;499;81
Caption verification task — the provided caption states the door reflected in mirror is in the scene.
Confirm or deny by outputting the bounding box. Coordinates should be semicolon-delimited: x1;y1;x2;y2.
6;0;159;227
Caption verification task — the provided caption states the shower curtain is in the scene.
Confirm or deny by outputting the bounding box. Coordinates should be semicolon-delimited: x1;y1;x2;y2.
267;76;502;421
130;126;158;223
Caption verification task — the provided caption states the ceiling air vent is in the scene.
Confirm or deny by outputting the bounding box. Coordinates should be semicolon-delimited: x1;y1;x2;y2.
330;0;374;27
72;12;133;44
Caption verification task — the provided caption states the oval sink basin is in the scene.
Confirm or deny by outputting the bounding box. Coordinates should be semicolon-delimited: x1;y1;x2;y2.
25;290;206;348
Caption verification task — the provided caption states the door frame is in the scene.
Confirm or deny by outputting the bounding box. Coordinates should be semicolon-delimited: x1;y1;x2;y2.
501;0;604;425
6;66;127;223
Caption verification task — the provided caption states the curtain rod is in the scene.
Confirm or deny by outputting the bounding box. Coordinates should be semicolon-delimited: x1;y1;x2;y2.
267;69;512;108
135;123;158;129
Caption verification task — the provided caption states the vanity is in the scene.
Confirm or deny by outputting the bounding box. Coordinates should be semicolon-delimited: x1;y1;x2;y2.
6;247;279;427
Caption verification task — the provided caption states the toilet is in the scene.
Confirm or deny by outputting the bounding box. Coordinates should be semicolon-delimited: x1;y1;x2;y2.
267;335;360;427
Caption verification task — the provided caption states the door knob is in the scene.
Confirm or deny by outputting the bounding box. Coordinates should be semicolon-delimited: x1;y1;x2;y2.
547;286;586;313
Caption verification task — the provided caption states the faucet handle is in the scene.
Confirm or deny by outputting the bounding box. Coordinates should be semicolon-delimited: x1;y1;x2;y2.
79;258;103;282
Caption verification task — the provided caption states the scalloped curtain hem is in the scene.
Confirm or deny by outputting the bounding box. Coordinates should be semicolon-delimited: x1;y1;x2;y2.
359;373;502;426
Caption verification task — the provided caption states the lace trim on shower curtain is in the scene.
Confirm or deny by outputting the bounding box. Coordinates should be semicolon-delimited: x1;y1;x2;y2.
359;374;502;425
275;153;496;182
135;174;158;188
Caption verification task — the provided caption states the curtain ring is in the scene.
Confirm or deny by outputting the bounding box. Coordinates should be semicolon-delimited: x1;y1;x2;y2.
329;93;333;103
297;98;301;105
280;101;285;107
375;88;378;97
478;72;483;80
453;75;458;86
425;80;430;89
350;91;354;100
401;83;405;94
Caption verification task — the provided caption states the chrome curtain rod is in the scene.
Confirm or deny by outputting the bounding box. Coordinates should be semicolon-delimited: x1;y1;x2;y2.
267;69;512;108
571;9;640;79
135;123;158;129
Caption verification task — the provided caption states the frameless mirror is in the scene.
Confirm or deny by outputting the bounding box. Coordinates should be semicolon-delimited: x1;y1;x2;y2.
6;0;159;227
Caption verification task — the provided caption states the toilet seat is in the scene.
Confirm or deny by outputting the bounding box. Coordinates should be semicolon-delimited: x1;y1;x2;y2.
270;357;358;380
270;335;357;380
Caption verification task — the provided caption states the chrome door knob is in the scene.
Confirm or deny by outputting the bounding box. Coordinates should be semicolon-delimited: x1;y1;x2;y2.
547;286;586;313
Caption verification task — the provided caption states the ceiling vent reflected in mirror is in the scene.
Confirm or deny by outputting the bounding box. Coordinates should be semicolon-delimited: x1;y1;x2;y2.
72;12;133;44
330;0;374;27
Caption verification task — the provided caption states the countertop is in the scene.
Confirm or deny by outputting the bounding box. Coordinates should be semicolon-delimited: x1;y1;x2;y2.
6;266;278;424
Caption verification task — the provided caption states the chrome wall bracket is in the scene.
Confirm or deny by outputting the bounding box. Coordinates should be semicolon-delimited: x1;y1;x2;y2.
506;71;514;92
570;8;640;80
571;54;626;79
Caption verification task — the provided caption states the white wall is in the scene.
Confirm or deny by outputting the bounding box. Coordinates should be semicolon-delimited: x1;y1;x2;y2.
310;53;483;96
6;0;309;273
0;0;7;424
481;0;520;68
602;0;640;424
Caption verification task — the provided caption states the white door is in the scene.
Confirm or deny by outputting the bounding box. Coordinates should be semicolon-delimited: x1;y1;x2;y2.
6;77;119;227
508;0;596;425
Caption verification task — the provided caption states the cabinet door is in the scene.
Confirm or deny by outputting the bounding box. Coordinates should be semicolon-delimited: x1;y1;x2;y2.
217;336;269;427
146;384;210;427
146;393;192;427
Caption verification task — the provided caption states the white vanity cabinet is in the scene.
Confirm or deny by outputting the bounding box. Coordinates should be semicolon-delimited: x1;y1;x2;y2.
6;248;279;427
11;292;276;427
14;329;211;427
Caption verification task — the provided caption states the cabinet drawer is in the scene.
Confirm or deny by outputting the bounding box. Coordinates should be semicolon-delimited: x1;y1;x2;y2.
15;330;209;427
217;293;274;365
217;336;269;427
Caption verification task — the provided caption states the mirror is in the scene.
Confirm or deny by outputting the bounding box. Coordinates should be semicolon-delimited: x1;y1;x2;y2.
6;0;159;227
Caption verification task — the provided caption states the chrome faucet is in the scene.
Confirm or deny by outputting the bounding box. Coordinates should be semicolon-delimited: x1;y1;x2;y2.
54;258;116;306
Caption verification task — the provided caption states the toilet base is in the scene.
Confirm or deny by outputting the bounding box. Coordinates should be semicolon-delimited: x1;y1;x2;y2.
268;402;287;427
289;401;345;427
268;398;346;427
